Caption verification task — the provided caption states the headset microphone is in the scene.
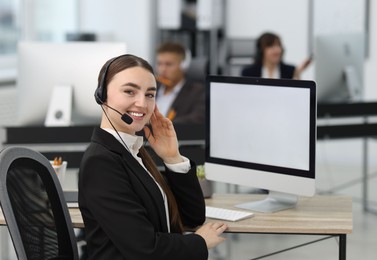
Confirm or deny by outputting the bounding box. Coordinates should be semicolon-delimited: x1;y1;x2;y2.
102;103;133;125
121;113;133;125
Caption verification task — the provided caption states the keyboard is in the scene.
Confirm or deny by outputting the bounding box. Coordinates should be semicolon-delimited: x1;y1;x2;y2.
67;202;79;208
64;191;78;208
205;206;254;222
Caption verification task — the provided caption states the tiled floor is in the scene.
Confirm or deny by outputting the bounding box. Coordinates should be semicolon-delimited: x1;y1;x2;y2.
1;138;376;259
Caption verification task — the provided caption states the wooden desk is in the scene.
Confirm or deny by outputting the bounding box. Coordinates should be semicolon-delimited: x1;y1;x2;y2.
67;208;84;229
207;194;352;260
0;194;352;259
206;194;352;234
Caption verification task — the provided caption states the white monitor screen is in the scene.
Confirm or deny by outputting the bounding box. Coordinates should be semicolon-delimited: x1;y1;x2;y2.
315;33;365;102
206;76;316;180
17;42;127;126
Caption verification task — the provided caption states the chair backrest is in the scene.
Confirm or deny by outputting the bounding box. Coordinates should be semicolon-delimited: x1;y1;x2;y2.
0;147;79;260
225;38;257;76
185;56;209;84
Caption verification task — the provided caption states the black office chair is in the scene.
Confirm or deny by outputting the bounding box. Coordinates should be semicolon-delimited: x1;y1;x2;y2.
185;56;209;84
0;147;79;260
224;38;256;76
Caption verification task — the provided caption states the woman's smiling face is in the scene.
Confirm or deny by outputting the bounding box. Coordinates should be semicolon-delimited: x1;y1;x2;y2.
104;66;157;134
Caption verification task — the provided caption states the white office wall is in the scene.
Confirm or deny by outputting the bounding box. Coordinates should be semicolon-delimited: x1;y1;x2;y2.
197;0;224;30
79;0;157;62
157;0;183;29
20;0;77;42
313;0;365;35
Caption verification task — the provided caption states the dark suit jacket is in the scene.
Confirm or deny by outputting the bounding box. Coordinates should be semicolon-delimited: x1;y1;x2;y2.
241;62;296;79
157;79;205;124
78;127;207;260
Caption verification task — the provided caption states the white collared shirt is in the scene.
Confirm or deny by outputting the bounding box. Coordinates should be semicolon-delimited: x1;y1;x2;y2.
261;65;281;79
102;128;190;232
156;79;185;117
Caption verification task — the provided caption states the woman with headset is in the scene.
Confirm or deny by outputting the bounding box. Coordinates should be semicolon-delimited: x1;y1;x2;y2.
241;32;311;79
78;54;227;260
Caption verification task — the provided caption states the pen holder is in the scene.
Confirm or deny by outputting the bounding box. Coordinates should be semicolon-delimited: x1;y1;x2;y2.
50;161;67;185
199;178;213;198
197;165;213;198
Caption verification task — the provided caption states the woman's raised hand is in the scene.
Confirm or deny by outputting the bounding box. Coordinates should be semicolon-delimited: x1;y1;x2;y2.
143;106;183;164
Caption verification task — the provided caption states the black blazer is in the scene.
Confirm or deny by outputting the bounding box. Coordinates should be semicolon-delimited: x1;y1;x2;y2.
157;79;205;124
241;62;296;79
78;127;207;260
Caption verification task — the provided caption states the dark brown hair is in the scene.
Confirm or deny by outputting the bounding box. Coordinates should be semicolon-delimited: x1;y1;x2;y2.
156;42;186;61
98;54;155;88
255;32;283;65
139;147;184;233
98;54;184;233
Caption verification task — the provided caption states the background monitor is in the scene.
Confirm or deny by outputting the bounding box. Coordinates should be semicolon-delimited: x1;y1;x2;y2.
205;76;316;212
17;42;127;126
315;32;365;103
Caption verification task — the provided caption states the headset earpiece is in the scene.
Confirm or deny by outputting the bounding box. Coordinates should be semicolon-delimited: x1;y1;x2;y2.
94;59;112;105
94;54;129;105
180;48;192;71
255;35;263;63
94;54;135;126
95;73;107;105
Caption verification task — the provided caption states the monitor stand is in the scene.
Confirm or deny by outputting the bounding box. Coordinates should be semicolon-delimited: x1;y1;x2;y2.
45;85;73;127
235;191;298;213
343;65;362;102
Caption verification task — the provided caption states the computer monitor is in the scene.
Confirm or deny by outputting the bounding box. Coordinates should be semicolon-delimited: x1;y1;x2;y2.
205;76;316;212
315;33;365;103
16;42;127;126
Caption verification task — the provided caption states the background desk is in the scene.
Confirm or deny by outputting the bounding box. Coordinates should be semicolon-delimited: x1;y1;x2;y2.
0;123;205;170
0;194;352;259
317;101;377;213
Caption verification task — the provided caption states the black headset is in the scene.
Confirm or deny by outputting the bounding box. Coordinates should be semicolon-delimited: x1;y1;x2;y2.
255;34;265;64
94;54;131;105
